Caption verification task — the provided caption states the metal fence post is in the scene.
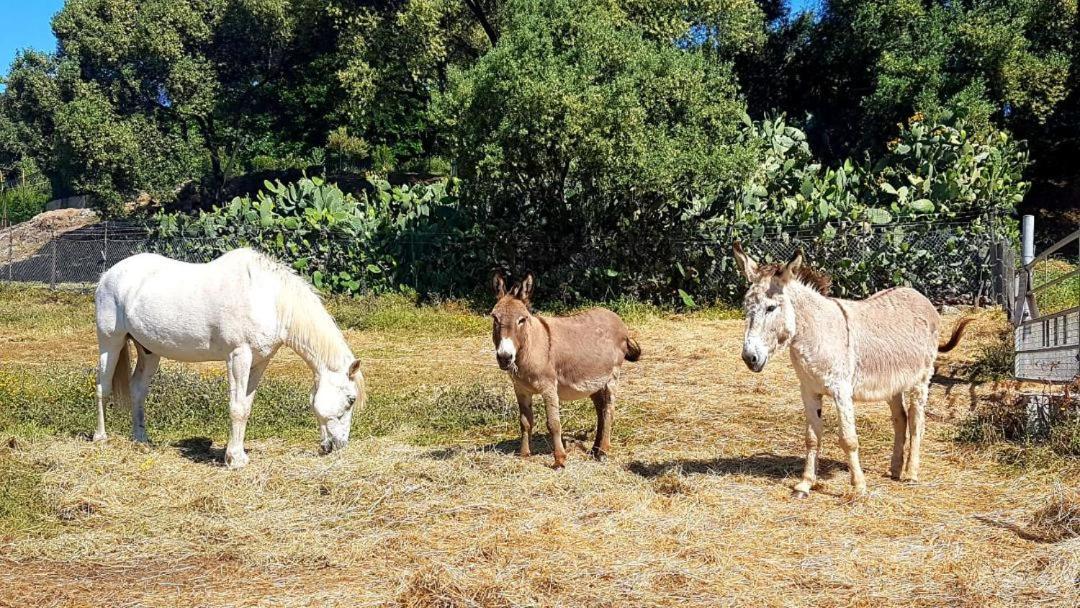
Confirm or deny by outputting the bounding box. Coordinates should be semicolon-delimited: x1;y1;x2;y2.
3;193;9;283
50;231;57;290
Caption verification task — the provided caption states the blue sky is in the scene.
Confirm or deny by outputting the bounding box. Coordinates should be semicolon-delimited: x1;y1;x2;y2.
0;0;822;79
0;0;64;76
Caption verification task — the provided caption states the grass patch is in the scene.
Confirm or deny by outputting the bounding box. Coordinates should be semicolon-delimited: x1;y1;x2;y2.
1032;258;1078;316
0;363;523;448
0;284;95;332
0;446;55;540
956;392;1080;467
326;292;488;337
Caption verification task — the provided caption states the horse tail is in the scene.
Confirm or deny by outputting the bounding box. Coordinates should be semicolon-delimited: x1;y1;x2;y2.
624;337;642;362
111;338;133;410
939;317;974;353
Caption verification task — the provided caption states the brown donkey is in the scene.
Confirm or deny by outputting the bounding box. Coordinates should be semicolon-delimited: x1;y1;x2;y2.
490;272;641;468
733;243;971;497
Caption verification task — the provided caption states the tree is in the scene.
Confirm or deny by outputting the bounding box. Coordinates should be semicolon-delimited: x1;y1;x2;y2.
438;0;757;297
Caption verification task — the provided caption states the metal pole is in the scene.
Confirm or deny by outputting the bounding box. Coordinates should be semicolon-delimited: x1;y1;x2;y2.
50;231;57;290
1021;215;1035;266
1020;215;1035;322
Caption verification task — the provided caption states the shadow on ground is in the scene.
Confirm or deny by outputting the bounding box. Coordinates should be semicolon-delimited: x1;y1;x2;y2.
626;452;845;480
173;437;225;465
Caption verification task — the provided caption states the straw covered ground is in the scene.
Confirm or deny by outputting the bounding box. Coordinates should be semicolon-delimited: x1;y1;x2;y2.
0;285;1077;607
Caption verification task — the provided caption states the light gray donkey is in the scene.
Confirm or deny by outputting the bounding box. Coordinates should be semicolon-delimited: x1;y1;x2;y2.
733;243;970;497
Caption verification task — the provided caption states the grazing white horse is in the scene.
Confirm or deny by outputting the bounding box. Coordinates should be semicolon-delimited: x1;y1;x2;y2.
94;248;365;468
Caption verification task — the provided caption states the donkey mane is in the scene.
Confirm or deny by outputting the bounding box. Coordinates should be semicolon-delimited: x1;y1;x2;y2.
248;251;351;370
759;262;832;295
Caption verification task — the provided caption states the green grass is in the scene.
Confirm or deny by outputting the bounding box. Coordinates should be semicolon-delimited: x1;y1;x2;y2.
1033;258;1078;316
0;285;95;331
0;363;524;446
0;447;55;540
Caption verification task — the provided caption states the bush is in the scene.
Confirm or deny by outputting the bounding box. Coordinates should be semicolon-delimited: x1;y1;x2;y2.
0;181;50;224
150;175;479;297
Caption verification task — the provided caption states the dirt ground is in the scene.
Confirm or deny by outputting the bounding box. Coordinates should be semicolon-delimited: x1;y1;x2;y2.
0;295;1077;607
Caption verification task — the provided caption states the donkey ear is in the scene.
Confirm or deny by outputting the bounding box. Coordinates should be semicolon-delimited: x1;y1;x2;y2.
733;242;760;282
519;273;535;303
492;270;507;298
780;248;804;281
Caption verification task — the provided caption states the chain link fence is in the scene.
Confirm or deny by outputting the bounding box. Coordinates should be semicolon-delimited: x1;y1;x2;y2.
0;214;1006;306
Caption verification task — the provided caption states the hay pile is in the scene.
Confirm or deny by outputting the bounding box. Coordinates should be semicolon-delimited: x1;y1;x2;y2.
0;208;98;262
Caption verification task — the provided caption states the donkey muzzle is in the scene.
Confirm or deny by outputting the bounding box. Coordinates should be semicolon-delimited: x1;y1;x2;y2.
742;349;767;373
496;353;514;370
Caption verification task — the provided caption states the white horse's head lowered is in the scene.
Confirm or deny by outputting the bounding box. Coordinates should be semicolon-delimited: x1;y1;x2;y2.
733;243;831;372
313;359;365;454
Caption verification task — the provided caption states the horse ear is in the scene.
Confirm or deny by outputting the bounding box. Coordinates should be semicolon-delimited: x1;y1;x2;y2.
781;248;804;281
519;273;535;303
492;270;507;298
348;359;362;380
733;242;759;282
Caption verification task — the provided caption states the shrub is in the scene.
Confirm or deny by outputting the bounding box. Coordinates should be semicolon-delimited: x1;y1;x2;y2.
149;175;479;297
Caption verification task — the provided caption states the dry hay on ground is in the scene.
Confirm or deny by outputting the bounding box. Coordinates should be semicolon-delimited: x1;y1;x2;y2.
0;302;1077;607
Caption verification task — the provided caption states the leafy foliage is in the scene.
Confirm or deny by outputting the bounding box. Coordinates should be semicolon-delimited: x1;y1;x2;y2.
150;175;476;296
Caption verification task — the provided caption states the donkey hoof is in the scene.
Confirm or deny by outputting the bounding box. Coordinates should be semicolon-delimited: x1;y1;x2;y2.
791;489;810;500
590;447;608;462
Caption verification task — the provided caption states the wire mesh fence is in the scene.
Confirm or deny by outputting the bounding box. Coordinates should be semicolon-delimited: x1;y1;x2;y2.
0;214;1007;306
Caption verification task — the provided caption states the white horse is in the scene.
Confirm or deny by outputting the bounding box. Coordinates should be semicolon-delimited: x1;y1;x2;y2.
93;248;365;468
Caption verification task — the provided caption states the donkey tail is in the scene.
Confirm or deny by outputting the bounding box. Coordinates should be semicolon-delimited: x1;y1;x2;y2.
624;337;642;362
938;317;974;353
111;339;133;410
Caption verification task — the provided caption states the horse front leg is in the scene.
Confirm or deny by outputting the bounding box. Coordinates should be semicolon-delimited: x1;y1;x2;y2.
542;387;566;469
225;347;255;469
793;388;823;498
833;388;866;494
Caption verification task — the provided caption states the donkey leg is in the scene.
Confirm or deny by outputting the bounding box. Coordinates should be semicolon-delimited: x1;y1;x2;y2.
793;389;824;498
542;389;567;469
515;390;534;457
833;389;866;494
129;351;160;443
887;393;908;480
903;382;928;483
590;387;614;461
225;347;254;469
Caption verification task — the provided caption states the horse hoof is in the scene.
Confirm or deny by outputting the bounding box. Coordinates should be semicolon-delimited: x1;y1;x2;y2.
517;451;531;458
900;476;918;484
792;490;810;500
92;432;108;443
590;447;607;462
225;452;249;470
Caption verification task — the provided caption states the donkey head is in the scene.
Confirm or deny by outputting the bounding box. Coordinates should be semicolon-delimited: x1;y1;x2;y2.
490;270;535;371
733;243;803;372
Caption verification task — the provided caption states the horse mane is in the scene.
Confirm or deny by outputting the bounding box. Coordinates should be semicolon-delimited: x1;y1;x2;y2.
759;262;832;296
246;251;351;371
